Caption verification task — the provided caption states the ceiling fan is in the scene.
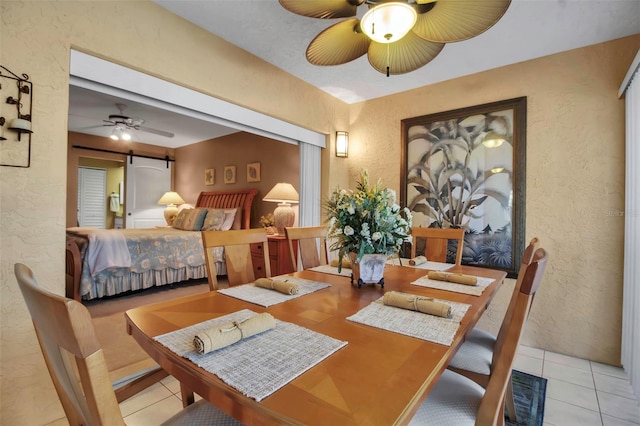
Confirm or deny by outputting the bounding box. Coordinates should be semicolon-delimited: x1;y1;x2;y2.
84;103;175;140
279;0;511;76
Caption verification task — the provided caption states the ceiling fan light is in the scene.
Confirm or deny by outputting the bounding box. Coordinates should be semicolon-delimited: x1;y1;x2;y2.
121;130;132;141
110;128;120;140
361;2;417;44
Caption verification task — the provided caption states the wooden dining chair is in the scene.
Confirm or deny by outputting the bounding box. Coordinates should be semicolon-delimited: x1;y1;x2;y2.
409;247;548;425
284;226;329;271
14;263;242;426
447;237;541;421
410;227;465;266
202;228;271;290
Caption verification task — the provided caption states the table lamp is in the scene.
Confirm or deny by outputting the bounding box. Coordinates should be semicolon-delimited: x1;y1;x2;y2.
157;191;185;226
263;183;299;235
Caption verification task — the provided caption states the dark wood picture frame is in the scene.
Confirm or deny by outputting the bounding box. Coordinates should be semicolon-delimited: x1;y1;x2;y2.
400;97;527;277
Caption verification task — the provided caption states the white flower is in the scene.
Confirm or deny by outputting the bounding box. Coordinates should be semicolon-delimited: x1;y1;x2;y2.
372;232;382;241
347;205;355;215
344;226;354;236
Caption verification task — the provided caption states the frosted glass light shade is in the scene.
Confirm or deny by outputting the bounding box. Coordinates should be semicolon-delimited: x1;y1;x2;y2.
361;2;417;44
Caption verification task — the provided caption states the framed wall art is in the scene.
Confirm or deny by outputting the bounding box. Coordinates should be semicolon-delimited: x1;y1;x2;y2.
223;165;236;184
400;97;527;277
204;168;215;186
247;162;261;183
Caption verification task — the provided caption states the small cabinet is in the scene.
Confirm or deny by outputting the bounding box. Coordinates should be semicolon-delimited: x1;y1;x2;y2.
251;235;297;278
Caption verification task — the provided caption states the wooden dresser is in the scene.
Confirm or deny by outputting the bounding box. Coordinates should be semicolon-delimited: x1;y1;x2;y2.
251;235;297;277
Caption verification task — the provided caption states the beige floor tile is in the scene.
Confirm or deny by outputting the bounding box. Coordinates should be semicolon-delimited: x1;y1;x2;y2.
161;375;181;394
123;395;183;425
594;373;637;399
602;414;640;426
597;391;640;424
592;362;630;380
545;350;592;371
118;382;174;417
544;360;595;389
519;344;545;359
514;352;544;376
546;377;599;410
543;398;603;426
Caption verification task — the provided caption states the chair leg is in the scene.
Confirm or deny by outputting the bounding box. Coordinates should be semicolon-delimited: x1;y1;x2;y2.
505;374;518;422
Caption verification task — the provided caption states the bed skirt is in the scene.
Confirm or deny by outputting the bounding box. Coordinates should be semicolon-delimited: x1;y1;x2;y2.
83;262;226;300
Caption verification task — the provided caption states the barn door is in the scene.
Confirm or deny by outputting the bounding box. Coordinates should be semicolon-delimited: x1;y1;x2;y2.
125;156;171;228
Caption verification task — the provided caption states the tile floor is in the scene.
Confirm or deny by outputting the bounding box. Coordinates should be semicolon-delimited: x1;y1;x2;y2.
109;345;640;425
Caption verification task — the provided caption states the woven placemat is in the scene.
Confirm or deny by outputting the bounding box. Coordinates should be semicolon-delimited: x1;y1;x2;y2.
346;296;470;346
411;275;494;296
154;309;348;401
309;264;353;277
386;258;454;271
217;276;330;307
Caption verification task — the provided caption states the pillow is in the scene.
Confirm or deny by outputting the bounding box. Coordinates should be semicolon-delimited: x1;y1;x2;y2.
221;208;238;231
201;209;226;231
172;208;207;231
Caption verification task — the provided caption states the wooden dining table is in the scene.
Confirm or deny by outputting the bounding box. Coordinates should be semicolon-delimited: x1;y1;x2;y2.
125;263;506;425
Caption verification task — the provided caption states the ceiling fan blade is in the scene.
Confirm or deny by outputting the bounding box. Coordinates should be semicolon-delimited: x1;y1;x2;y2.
367;31;444;75
306;19;370;65
412;0;511;43
137;125;175;138
77;124;112;130
279;0;363;19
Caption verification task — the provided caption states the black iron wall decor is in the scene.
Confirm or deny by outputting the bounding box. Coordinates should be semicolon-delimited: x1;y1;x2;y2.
1;65;33;168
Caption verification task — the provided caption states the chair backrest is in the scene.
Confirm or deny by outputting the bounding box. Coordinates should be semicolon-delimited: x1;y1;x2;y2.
65;238;82;301
410;227;465;266
475;248;548;425
202;228;270;290
492;237;541;365
14;263;125;426
284;226;329;270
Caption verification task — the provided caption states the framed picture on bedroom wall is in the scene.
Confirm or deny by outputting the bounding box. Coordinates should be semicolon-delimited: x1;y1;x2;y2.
400;96;527;278
247;162;261;182
223;166;236;184
204;168;215;186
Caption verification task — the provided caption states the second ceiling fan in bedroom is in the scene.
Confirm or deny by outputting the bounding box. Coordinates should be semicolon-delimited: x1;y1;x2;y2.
87;103;175;141
279;0;511;76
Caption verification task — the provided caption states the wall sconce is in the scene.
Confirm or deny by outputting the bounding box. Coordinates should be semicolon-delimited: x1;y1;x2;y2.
0;117;6;141
1;65;33;168
336;131;349;157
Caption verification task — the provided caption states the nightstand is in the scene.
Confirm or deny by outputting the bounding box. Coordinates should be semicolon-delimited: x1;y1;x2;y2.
251;235;297;278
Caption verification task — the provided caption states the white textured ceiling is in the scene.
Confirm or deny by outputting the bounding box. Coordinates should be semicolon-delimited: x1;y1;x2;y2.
155;0;640;104
68;0;640;147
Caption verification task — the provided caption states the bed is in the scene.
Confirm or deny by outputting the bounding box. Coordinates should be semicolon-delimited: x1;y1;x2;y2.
66;189;258;301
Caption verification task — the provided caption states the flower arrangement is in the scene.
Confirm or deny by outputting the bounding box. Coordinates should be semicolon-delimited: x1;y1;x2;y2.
325;170;412;267
259;213;275;228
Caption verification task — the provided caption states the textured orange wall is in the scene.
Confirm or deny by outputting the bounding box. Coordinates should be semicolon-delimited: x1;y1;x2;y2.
348;35;640;364
175;132;300;227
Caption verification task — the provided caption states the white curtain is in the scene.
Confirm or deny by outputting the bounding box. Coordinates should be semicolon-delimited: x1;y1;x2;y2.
298;142;322;227
620;49;640;403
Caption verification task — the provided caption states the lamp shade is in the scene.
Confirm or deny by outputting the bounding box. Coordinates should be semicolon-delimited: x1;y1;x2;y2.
263;183;299;204
157;191;185;206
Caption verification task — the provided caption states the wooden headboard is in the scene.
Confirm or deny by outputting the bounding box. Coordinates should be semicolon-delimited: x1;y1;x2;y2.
195;189;259;229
